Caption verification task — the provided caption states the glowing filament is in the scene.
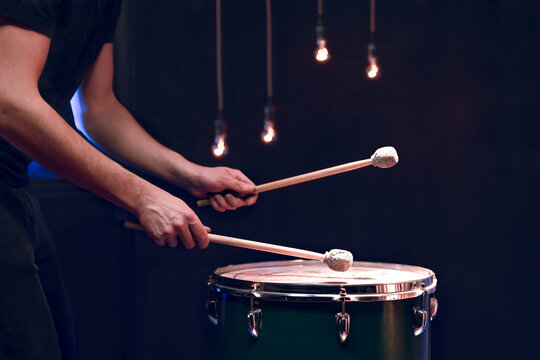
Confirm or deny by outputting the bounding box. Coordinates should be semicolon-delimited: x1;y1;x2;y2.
366;57;380;79
315;40;330;63
212;135;227;157
262;121;276;143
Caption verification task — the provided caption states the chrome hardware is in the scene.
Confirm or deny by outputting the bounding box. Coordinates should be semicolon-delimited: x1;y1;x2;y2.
246;297;262;338
335;288;350;343
335;312;351;343
206;282;219;326
247;309;262;338
412;286;428;336
206;300;218;326
430;295;438;321
412;306;427;336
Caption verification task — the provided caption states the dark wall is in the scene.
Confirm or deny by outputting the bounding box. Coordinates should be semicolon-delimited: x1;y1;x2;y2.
35;0;539;359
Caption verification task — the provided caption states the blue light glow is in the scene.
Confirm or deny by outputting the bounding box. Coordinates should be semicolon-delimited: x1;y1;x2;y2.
29;88;91;179
71;88;95;144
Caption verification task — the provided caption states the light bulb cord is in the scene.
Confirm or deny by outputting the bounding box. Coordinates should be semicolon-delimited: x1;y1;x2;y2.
370;0;376;34
216;0;224;111
266;0;273;98
316;0;325;40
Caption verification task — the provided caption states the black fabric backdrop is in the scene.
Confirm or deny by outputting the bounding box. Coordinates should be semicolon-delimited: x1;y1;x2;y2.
34;0;539;359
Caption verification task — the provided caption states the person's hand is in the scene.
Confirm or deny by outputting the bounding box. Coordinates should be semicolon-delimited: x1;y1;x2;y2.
136;187;209;248
186;166;258;212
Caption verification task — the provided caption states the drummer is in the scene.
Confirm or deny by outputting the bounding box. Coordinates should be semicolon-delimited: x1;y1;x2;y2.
0;2;257;360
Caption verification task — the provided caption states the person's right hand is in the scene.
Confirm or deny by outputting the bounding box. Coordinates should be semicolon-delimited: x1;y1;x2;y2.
135;187;209;249
182;165;258;212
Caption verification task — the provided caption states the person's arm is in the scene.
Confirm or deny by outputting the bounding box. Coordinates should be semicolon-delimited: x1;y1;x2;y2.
0;19;207;249
80;43;258;212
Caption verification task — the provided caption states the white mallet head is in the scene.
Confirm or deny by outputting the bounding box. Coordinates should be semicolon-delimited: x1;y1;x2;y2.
324;249;353;272
371;146;399;168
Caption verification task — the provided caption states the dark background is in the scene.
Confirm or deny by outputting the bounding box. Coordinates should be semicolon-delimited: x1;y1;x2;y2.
31;0;539;359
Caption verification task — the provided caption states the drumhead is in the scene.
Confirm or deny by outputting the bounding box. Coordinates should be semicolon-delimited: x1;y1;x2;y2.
209;260;437;302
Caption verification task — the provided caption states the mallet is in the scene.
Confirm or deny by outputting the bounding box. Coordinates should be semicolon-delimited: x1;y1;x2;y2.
197;146;398;207
124;221;353;272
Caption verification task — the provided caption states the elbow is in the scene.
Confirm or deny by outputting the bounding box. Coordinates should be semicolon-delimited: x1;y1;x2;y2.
80;98;104;133
81;110;97;139
76;90;99;136
79;91;118;134
0;82;42;126
80;85;117;115
0;94;21;131
0;90;46;140
80;102;109;143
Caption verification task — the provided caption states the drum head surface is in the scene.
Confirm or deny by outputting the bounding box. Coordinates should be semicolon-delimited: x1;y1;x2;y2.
217;260;430;285
211;260;437;301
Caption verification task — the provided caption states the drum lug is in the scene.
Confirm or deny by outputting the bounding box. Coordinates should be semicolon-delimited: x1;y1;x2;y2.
412;307;428;336
335;312;351;343
246;297;262;338
335;287;350;343
430;295;438;321
206;280;219;326
247;309;262;338
207;300;219;326
412;287;428;336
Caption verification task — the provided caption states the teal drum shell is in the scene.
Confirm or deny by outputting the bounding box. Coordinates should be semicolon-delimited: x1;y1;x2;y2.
207;260;438;360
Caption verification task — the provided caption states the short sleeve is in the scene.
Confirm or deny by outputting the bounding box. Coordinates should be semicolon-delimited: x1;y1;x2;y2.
102;0;122;43
0;0;61;37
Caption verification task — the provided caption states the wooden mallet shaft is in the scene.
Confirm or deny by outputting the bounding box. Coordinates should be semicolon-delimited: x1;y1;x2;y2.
123;221;325;261
197;158;372;207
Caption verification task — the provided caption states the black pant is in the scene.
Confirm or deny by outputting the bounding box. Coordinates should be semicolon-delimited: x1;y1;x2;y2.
0;180;75;360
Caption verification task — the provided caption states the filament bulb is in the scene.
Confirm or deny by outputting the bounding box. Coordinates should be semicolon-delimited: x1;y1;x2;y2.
315;39;330;63
212;118;228;157
366;58;380;79
261;120;276;143
366;43;380;80
261;104;277;144
212;134;227;157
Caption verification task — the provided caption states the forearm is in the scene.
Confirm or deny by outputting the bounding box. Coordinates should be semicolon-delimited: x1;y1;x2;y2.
77;43;257;212
81;95;258;211
81;94;199;190
0;94;157;216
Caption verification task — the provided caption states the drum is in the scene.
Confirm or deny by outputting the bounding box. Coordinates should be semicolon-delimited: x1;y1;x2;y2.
207;260;438;360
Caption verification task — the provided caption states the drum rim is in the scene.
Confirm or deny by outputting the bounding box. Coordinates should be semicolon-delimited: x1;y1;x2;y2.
209;260;437;302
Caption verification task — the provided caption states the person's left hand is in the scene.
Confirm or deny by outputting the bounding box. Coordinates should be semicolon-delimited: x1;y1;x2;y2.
185;166;258;212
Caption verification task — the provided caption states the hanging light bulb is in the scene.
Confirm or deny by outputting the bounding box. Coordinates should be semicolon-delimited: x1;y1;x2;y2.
261;102;277;144
212;135;227;157
262;122;276;143
315;39;330;63
366;0;380;80
314;21;329;63
212;0;228;158
366;43;380;79
212;116;228;157
314;0;330;63
262;0;277;144
366;60;380;79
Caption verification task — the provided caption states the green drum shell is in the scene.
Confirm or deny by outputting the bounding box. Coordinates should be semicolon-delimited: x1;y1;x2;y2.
208;261;437;360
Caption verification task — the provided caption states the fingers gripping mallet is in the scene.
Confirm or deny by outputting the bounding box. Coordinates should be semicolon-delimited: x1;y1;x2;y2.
123;221;353;272
197;146;398;207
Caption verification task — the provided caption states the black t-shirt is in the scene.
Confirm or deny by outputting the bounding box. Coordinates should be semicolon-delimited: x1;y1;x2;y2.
0;0;122;186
